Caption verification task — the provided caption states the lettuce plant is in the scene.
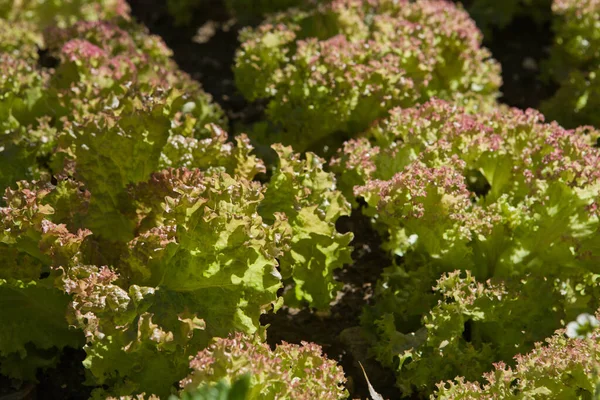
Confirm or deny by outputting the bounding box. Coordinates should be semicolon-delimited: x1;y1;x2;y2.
0;0;130;29
546;0;600;79
7;0;600;399
435;314;600;398
104;332;346;399
0;20;43;60
66;170;287;397
542;0;600;128
0;128;350;396
234;0;501;152
0;13;225;196
0;44;51;195
178;374;251;400
179;333;347;399
332;99;600;395
1;106;350;396
0;181;88;380
0;122;273;393
41;19;225;139
0;2;353;394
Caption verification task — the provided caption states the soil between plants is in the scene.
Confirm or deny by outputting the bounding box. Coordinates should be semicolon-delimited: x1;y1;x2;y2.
28;1;559;399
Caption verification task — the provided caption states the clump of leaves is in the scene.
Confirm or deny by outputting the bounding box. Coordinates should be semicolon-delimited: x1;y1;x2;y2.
180;333;347;400
542;0;600;128
0;12;225;196
234;0;501;153
1;128;351;397
0;0;129;29
435;312;600;398
0;2;352;394
332;99;600;395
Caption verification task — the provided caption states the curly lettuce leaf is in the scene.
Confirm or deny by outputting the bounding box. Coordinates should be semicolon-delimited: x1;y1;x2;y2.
0;181;89;380
180;333;347;400
435;314;600;399
62;169;287;397
0;0;130;30
235;0;500;152
343;100;600;395
259;145;353;309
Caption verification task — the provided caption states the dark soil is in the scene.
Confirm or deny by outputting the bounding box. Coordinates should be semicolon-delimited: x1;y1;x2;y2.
35;348;91;400
455;0;558;110
0;348;90;400
16;1;560;399
483;16;558;110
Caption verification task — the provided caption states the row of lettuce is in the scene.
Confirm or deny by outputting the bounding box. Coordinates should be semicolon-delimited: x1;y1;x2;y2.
2;0;600;398
170;0;600;134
